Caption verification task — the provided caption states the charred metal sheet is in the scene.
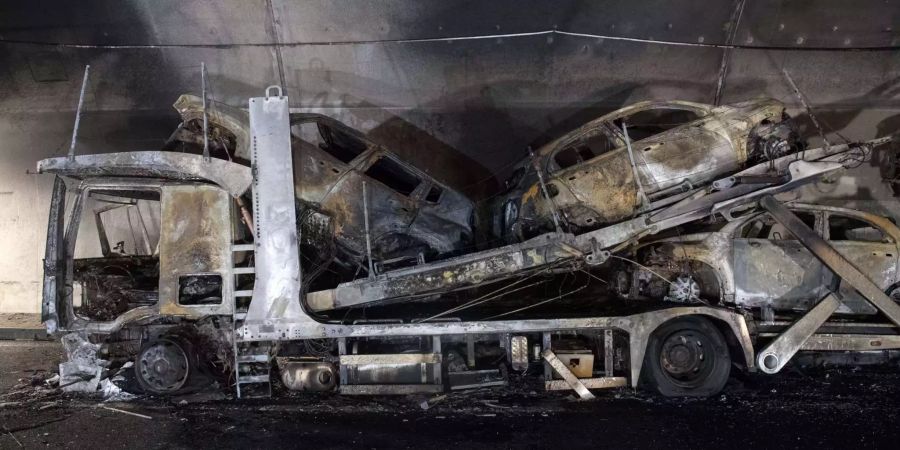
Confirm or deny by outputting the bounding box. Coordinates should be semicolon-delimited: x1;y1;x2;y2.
157;185;234;318
37;151;252;198
244;88;308;325
761;195;900;327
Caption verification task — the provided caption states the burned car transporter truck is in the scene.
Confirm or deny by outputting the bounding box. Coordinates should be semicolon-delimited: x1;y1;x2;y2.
39;87;900;399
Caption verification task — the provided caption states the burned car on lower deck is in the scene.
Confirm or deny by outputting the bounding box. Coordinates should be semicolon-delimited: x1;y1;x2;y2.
168;95;476;278
493;98;802;243
617;203;900;316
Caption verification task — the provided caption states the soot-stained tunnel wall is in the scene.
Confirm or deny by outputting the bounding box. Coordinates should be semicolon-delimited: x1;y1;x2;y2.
0;0;899;312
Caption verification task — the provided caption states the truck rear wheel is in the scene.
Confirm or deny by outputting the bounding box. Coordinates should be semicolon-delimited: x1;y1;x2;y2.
642;316;731;397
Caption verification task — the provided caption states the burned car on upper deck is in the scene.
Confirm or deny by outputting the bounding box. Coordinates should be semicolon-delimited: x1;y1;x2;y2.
493;98;802;243
169;95;476;278
618;203;900;316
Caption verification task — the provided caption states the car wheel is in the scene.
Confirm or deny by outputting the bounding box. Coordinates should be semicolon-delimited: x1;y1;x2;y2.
642;316;731;397
888;284;900;303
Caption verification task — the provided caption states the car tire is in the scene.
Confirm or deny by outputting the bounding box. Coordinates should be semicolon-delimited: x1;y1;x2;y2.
642;316;731;397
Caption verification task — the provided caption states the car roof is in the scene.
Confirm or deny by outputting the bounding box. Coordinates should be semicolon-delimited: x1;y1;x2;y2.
535;99;714;158
723;202;899;236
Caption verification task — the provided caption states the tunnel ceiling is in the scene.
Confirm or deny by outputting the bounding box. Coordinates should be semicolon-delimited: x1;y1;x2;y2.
1;0;898;191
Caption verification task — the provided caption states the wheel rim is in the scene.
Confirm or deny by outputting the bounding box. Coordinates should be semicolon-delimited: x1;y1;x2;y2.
658;330;715;388
137;339;190;393
889;287;900;303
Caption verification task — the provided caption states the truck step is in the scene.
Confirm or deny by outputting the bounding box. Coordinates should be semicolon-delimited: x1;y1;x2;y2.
237;375;270;384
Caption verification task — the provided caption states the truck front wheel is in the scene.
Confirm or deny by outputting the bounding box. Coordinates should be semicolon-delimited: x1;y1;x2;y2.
135;337;196;395
642;316;731;397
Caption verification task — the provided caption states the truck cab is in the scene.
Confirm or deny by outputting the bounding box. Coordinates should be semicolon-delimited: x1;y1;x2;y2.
38;152;250;335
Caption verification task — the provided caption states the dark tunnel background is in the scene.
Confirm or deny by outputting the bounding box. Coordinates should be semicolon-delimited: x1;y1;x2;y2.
0;0;899;312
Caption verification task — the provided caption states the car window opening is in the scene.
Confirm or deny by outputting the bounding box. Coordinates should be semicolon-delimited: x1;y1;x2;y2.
741;212;816;240
317;124;368;164
829;215;889;242
365;156;422;196
614;108;702;141
554;132;617;170
72;189;162;321
425;185;443;203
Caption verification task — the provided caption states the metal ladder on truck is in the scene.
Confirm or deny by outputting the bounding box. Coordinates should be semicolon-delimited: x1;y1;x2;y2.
752;195;900;373
231;243;273;398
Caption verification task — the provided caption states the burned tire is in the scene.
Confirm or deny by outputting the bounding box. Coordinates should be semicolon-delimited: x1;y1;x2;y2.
642;316;731;397
135;337;196;395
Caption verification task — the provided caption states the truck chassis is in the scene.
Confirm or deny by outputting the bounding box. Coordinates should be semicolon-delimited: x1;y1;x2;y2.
38;87;900;399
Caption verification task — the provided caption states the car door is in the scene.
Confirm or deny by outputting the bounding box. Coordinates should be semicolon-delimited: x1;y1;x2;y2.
326;152;421;259
543;123;637;226
825;212;900;314
608;104;737;195
545;104;721;227
732;210;830;311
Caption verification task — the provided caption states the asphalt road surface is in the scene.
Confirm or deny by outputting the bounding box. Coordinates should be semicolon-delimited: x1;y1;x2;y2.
2;340;899;449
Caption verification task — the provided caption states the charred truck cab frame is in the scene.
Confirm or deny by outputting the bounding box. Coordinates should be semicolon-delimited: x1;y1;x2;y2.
38;88;900;399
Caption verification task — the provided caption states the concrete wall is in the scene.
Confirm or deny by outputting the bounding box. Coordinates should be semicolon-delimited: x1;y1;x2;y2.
1;0;899;312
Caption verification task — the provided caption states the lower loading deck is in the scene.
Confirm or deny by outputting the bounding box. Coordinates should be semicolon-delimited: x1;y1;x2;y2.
229;93;900;397
232;194;900;398
244;305;900;399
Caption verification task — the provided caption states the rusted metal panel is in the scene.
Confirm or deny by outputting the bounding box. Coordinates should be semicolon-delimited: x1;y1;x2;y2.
157;185;234;318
